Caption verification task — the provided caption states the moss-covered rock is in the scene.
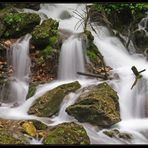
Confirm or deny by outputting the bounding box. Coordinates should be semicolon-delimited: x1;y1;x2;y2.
103;129;132;140
43;122;90;144
66;82;120;127
0;129;24;144
31;18;59;49
26;83;38;99
2;12;40;38
28;81;81;117
82;30;108;75
21;121;37;137
31;120;48;130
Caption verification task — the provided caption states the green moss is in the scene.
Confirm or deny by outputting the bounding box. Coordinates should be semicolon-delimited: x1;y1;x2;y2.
84;30;105;69
103;129;132;140
2;12;40;38
31;18;59;48
26;83;37;99
49;36;58;46
87;49;97;62
43;122;90;144
41;45;53;58
0;129;23;144
28;81;81;117
32;120;48;130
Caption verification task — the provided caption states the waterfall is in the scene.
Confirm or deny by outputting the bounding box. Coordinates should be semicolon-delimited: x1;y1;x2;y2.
0;3;148;144
58;35;85;80
138;12;148;36
6;34;32;105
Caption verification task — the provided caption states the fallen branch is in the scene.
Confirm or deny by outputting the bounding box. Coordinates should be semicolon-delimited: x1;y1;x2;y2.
77;72;108;80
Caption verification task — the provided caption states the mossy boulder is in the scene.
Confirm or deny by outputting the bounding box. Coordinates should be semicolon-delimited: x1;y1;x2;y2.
2;12;40;38
43;122;90;144
66;82;121;127
31;18;59;49
0;129;24;144
82;30;107;75
28;81;81;117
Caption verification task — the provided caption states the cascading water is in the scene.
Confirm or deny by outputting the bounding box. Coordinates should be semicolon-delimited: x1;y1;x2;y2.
0;3;148;144
90;24;148;119
58;35;85;80
6;34;32;105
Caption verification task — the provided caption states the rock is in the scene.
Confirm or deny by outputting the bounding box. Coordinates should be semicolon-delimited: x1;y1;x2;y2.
82;30;107;75
59;10;72;20
132;30;148;53
21;121;37;137
66;82;121;127
43;122;90;144
0;20;6;37
28;81;81;117
103;129;132;140
0;129;24;144
31;18;59;49
26;83;37;99
2;12;40;38
31;120;48;130
0;3;40;10
0;119;31;144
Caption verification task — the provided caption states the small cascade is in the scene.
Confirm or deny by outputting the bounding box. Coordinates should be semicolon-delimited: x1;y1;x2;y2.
58;35;85;80
138;11;148;36
5;34;32;105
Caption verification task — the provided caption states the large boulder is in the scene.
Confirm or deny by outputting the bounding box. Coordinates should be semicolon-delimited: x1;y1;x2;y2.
2;12;40;38
66;82;121;127
43;122;90;144
0;7;40;38
31;18;59;49
28;81;81;117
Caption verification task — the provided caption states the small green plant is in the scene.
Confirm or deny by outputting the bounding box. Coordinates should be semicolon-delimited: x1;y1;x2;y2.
4;13;23;25
41;45;53;58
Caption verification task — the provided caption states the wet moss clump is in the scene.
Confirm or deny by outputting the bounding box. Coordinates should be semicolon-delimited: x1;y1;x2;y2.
43;122;90;144
3;12;40;38
31;18;59;49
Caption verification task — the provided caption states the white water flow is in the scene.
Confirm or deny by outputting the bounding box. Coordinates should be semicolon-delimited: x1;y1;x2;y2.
137;11;148;36
5;34;32;105
58;35;85;80
0;3;148;144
